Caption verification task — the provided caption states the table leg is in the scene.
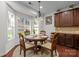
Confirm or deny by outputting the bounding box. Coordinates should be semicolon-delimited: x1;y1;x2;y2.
40;41;43;44
34;41;38;54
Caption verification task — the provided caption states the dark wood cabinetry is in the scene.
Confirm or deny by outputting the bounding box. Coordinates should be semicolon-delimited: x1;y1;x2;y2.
73;35;79;49
54;8;79;27
60;10;73;27
65;34;73;47
54;13;60;27
73;8;79;26
57;33;79;49
57;33;65;45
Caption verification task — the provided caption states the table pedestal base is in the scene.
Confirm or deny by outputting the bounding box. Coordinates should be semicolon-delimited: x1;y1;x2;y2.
33;45;42;54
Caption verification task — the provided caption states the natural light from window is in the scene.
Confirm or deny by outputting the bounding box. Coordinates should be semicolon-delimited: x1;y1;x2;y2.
8;11;15;41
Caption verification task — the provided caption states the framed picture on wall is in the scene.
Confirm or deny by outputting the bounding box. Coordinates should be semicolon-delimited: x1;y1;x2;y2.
45;16;52;25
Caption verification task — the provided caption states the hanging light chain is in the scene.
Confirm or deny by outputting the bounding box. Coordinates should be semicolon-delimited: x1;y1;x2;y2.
38;1;41;17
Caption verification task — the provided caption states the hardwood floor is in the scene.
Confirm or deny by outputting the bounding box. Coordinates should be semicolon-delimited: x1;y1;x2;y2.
2;45;79;57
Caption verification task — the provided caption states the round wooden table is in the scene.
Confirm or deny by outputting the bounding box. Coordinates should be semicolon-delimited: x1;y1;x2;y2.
25;35;48;54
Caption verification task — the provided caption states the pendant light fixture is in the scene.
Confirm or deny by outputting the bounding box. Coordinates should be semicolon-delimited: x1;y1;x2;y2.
38;1;41;17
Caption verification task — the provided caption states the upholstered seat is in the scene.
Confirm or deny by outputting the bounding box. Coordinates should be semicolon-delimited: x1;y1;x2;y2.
41;32;59;57
18;33;34;57
25;42;34;49
20;36;34;48
42;41;51;49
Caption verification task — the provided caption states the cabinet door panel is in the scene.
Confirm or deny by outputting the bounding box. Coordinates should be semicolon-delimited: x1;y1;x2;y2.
60;10;73;27
73;35;79;49
73;8;79;26
54;13;60;27
57;33;65;45
65;34;73;47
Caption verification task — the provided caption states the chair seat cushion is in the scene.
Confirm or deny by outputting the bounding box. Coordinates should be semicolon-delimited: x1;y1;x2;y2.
42;41;51;49
25;42;34;49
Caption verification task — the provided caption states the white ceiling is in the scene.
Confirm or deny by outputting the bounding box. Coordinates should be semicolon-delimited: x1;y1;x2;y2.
7;1;79;16
17;1;79;15
6;1;38;17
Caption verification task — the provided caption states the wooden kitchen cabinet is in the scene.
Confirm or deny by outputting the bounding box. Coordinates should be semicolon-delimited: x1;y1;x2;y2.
57;33;65;45
54;13;60;27
73;8;79;26
57;33;79;49
65;34;73;47
57;33;73;47
54;8;78;27
73;35;79;49
60;10;73;27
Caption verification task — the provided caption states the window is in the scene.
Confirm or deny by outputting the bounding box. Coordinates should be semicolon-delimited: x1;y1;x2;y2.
8;11;15;41
33;19;39;35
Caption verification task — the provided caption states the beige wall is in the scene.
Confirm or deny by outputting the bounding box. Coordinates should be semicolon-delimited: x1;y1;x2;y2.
55;27;79;34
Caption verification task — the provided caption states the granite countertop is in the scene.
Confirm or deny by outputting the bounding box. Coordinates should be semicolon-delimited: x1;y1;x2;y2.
55;31;79;34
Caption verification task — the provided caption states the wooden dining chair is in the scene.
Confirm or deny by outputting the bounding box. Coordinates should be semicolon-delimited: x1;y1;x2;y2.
18;33;34;57
41;33;59;57
50;33;55;42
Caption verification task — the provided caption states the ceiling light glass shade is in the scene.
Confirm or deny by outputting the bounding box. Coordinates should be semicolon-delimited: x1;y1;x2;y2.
40;6;43;8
